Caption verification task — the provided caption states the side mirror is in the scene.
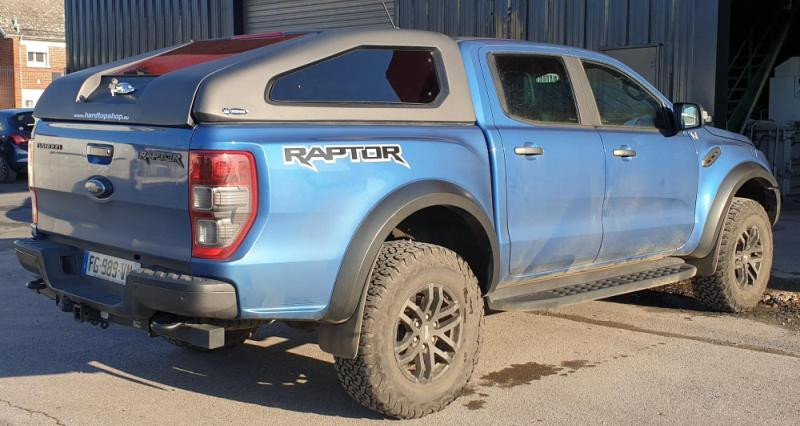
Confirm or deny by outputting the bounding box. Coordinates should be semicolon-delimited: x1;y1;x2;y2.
673;103;702;130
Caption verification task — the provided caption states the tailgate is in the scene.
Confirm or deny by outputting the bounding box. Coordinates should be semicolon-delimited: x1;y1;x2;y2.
32;120;192;262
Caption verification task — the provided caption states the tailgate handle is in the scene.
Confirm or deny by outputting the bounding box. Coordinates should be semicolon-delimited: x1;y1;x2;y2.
87;144;114;157
87;144;114;165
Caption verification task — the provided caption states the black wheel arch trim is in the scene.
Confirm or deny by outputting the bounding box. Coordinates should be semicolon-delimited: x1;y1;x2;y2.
686;161;780;275
318;179;499;358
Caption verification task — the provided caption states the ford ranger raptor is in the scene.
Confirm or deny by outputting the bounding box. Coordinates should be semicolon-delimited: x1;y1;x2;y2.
16;29;780;418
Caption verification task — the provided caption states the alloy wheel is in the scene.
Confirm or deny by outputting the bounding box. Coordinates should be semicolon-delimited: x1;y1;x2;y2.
394;283;463;383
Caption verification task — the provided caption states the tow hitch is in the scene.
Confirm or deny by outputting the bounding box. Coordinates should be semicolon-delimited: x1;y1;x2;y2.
73;304;110;329
58;296;110;329
149;320;225;350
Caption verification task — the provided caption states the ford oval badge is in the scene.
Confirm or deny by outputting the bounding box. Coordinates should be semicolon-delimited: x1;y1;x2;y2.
85;176;113;199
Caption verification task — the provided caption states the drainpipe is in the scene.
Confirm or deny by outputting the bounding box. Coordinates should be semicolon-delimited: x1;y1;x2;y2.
17;36;24;107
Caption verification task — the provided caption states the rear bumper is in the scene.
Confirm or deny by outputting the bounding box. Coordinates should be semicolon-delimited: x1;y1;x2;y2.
15;238;238;321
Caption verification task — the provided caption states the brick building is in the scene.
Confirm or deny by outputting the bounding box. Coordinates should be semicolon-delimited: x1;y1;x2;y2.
0;0;65;109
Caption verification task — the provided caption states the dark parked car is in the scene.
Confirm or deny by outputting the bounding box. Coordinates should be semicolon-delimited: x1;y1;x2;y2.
0;108;34;182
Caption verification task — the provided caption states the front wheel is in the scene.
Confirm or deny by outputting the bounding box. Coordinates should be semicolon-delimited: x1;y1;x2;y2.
335;241;483;419
692;197;773;312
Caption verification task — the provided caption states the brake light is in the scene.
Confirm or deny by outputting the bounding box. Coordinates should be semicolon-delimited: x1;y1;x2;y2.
10;135;28;146
189;151;257;259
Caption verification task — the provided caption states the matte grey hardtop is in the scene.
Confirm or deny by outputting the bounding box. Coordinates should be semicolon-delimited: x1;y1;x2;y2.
35;29;475;127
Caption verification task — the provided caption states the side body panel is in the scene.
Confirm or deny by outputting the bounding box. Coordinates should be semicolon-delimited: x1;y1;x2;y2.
459;39;776;289
678;127;776;257
499;125;605;276
470;45;605;277
594;128;698;261
187;124;492;320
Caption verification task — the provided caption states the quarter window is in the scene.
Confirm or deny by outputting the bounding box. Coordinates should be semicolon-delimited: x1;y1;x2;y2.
493;54;579;124
270;48;441;104
583;62;662;128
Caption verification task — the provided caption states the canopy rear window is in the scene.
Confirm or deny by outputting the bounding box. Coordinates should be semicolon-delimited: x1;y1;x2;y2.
115;33;301;76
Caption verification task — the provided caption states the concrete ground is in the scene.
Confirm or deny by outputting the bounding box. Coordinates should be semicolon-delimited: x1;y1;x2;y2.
0;180;798;425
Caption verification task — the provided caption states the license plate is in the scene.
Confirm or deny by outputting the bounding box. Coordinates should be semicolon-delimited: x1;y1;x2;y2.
83;251;141;285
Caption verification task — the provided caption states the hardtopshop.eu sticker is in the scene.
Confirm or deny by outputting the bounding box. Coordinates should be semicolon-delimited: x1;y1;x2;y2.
283;144;409;172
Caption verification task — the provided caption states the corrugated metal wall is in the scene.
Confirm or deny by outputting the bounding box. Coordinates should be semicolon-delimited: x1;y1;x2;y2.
65;0;235;72
244;0;396;34
396;0;718;108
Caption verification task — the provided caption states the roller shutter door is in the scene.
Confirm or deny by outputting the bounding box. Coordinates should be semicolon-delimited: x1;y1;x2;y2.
245;0;395;34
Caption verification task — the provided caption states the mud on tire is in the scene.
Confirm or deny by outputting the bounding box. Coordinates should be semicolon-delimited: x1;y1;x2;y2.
692;197;773;312
334;241;484;419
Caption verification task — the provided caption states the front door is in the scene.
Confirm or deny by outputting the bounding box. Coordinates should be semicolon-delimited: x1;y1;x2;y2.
484;52;605;276
581;61;698;262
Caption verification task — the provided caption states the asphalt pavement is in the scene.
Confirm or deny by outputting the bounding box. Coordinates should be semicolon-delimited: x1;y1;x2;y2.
0;180;798;425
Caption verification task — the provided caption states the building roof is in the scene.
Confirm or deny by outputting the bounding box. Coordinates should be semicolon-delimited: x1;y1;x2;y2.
0;0;64;41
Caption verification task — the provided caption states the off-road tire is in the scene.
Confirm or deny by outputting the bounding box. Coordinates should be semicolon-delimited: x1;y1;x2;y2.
0;156;17;183
163;328;254;352
334;241;484;419
692;197;773;312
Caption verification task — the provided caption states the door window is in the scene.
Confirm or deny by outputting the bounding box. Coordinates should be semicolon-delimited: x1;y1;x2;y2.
493;55;579;124
583;62;662;128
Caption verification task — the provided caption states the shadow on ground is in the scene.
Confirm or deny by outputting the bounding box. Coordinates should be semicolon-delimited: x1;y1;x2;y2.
0;241;379;419
0;179;27;194
4;198;31;223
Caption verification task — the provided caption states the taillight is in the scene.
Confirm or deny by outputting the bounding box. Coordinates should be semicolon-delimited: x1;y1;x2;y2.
189;151;257;259
10;135;28;147
29;143;37;224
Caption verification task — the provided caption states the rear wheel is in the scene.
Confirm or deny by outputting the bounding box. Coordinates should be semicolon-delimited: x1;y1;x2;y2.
0;156;17;183
163;327;255;352
692;197;773;312
335;241;483;419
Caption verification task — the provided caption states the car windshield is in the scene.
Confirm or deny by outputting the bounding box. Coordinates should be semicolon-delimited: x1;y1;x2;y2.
15;113;34;130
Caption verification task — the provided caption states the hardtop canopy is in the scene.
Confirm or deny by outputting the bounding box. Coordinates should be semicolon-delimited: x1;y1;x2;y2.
34;29;474;127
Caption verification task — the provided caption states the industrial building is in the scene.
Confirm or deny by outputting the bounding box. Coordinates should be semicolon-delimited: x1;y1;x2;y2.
62;0;800;194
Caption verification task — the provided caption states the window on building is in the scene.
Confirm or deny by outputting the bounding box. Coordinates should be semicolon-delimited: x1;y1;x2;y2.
492;54;579;124
582;62;663;128
27;50;49;67
22;89;44;108
269;48;441;104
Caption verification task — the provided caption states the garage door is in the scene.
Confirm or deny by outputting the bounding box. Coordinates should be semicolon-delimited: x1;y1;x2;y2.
245;0;395;34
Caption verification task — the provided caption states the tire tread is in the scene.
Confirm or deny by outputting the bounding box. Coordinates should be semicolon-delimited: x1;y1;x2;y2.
335;240;483;419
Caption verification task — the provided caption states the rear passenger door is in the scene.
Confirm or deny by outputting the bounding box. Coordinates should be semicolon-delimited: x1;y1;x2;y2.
483;51;605;277
581;61;698;262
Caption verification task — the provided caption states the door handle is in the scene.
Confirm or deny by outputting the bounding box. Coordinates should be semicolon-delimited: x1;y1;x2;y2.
514;146;544;156
612;148;636;158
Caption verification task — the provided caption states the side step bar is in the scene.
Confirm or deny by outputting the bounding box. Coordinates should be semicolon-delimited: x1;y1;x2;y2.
488;257;697;311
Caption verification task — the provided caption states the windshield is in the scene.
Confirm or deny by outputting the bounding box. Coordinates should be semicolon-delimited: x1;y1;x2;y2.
0;113;34;133
15;113;35;131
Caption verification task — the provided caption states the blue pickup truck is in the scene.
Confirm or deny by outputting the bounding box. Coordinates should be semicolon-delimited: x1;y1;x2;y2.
16;29;780;418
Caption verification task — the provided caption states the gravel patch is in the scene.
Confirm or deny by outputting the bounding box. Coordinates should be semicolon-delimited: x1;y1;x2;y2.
652;277;800;331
